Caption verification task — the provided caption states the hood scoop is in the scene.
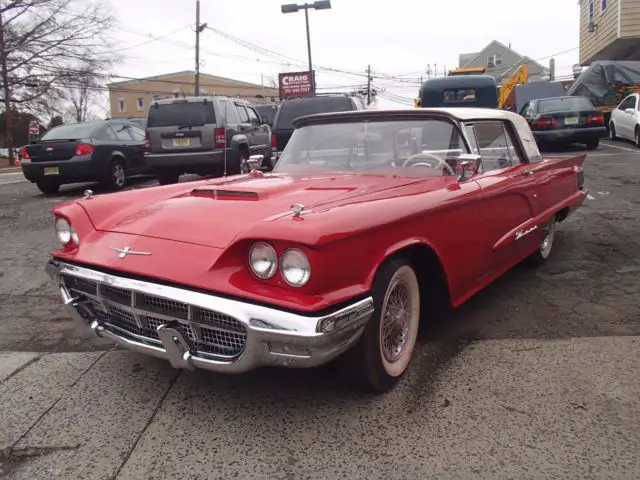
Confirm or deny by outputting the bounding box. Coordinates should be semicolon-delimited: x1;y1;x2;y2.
190;188;259;201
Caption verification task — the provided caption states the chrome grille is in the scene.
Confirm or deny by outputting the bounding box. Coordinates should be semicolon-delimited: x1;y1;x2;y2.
62;274;247;358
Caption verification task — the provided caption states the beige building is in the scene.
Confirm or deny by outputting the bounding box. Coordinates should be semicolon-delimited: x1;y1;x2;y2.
579;0;640;64
107;70;280;119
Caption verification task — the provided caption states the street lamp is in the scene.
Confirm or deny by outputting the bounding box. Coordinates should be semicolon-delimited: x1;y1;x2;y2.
280;0;331;94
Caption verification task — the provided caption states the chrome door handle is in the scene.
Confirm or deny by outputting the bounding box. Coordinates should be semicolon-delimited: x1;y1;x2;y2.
521;169;534;176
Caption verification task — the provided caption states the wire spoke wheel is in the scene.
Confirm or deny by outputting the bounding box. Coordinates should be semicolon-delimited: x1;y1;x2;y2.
540;216;557;259
378;265;420;377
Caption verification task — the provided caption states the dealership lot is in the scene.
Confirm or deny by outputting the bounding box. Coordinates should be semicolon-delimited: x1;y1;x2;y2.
1;141;639;478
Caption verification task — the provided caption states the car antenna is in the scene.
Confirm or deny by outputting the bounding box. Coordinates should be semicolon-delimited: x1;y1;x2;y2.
223;101;228;178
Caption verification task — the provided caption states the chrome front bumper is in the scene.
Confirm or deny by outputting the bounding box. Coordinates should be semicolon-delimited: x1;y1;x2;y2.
46;260;374;373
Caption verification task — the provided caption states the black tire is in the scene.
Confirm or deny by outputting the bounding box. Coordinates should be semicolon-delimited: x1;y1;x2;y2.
342;257;421;393
156;171;181;185
586;138;599;150
36;180;60;195
635;127;640;148
105;158;127;190
609;122;617;140
524;215;557;267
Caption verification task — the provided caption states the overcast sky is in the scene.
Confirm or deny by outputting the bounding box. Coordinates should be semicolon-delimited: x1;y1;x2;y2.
101;0;580;109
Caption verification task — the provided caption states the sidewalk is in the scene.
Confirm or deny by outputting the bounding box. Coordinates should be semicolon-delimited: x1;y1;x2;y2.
1;336;639;479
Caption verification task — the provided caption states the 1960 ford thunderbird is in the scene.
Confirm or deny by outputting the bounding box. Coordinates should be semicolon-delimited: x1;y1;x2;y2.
46;108;588;393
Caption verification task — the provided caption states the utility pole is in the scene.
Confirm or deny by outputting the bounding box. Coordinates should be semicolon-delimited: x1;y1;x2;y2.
304;7;314;93
0;10;14;165
194;0;207;96
366;64;372;105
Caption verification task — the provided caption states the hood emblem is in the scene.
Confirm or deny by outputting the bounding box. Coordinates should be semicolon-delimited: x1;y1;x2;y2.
111;246;152;259
290;203;307;218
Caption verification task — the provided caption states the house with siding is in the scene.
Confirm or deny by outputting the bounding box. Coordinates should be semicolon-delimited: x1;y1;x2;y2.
579;0;640;64
458;41;548;85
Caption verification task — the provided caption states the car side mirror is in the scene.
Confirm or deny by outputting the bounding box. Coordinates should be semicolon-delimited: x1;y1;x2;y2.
457;153;481;181
625;108;635;115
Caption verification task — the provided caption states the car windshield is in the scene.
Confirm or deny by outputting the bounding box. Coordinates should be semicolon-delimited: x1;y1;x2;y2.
538;97;594;113
148;101;216;128
276;97;353;129
40;123;97;141
273;118;468;177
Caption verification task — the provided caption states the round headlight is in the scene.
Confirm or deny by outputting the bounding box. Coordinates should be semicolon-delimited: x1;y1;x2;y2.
280;249;311;287
55;217;72;245
71;229;80;244
249;242;277;279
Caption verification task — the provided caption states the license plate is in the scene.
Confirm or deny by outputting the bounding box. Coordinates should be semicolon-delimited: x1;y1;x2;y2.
44;167;59;175
564;116;578;125
173;137;190;147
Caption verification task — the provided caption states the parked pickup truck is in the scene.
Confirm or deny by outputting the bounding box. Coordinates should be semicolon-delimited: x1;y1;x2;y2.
45;108;587;394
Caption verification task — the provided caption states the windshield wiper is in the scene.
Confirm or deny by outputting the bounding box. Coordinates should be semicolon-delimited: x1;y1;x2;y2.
177;124;204;130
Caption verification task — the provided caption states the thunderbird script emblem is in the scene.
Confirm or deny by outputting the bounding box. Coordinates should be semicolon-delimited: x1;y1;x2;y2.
111;246;152;259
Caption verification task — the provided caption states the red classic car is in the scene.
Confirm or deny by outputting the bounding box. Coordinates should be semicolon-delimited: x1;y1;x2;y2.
46;108;588;393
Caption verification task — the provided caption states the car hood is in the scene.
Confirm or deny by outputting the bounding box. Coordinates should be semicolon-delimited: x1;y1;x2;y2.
82;173;437;248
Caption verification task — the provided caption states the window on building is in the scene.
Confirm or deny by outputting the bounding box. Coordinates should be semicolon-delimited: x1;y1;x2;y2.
118;98;126;113
601;0;606;11
589;0;595;23
487;54;502;67
172;89;181;98
136;97;144;111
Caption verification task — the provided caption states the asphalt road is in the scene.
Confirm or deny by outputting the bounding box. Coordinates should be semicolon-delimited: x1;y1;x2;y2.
1;140;639;479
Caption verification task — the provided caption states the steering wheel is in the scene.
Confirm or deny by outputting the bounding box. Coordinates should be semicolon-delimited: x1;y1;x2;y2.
401;152;456;176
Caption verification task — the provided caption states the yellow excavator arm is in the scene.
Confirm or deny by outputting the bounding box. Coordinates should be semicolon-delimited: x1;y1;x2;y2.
498;64;528;109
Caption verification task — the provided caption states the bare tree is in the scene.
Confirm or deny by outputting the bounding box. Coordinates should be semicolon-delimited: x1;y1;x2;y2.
0;0;118;158
62;65;102;123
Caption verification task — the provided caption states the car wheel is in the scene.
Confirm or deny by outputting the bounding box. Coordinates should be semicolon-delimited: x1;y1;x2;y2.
609;122;616;140
635;127;640;148
156;171;180;185
344;258;421;393
586;138;599;150
36;180;60;195
106;158;127;190
525;215;557;267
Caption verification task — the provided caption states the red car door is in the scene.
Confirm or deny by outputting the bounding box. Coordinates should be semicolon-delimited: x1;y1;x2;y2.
465;120;541;279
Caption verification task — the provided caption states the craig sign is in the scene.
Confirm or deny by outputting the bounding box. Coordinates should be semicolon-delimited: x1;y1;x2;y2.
279;71;314;98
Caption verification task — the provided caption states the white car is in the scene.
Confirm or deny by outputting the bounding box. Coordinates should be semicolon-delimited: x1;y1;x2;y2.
609;93;640;147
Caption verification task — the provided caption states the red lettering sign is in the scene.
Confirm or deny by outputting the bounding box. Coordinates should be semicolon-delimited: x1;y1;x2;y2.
279;71;314;99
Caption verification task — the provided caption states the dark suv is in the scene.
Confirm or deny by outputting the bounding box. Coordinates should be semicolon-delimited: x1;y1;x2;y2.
145;96;271;185
270;94;365;168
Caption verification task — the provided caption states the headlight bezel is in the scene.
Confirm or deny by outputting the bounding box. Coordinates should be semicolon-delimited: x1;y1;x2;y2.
248;241;278;280
279;248;311;288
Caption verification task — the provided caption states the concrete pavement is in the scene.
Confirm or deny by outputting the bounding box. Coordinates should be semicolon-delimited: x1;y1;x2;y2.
1;337;639;479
